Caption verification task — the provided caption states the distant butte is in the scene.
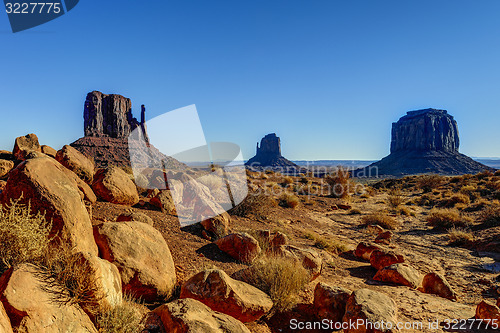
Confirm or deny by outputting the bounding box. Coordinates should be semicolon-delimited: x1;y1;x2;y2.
245;133;302;173
354;108;494;177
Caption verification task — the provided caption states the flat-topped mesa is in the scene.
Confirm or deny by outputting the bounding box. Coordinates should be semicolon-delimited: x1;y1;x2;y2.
391;108;459;153
256;133;281;157
84;91;148;141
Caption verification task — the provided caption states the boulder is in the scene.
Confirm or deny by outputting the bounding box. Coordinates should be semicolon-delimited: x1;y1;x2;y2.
56;145;95;183
152;298;251;333
367;225;384;234
373;263;422;289
270;231;288;247
200;212;230;238
215;232;261;263
93;222;176;302
313;282;350;323
40;145;57;158
375;231;393;245
116;211;154;226
354;242;382;261
0;159;14;179
343;289;398;333
476;300;500;320
180;269;273;322
277;245;322;280
150;190;176;214
92;167;139;206
0;302;13;333
13;134;41;160
0;157;97;256
370;249;405;270
0;264;97;333
418;272;457;301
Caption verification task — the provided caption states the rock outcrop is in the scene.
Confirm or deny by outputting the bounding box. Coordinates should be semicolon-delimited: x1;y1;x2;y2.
72;91;184;170
354;109;493;177
245;133;302;173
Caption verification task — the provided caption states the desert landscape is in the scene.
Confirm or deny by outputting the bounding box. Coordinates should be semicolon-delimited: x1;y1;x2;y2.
0;92;499;333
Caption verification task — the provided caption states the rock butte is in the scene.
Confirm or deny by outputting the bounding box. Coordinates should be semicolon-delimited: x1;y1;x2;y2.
71;91;185;170
354;108;493;177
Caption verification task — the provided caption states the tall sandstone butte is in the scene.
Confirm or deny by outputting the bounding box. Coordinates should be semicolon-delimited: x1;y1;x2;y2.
72;91;183;170
354;108;493;177
245;133;300;172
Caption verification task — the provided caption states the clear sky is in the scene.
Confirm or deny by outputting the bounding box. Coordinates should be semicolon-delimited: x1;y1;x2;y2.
1;0;500;160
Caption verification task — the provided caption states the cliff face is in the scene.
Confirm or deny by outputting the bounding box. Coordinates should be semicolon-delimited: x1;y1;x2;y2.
390;109;459;153
354;109;493;177
256;133;282;157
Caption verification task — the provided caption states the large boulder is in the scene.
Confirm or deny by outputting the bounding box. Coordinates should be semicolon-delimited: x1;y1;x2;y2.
0;264;97;333
343;289;398;333
370;249;405;270
152;298;251;333
0;157;97;256
215;232;261;263
313;282;350;323
373;263;422;289
180;269;273;322
92;167;139;206
0;302;13;333
418;272;457;301
13;134;41;160
0;160;14;179
93;222;176;302
56;145;95;183
200;212;230;238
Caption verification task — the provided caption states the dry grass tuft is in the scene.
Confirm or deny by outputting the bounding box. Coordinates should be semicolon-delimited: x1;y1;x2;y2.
417;174;444;193
279;193;300;209
447;227;474;246
427;208;472;229
479;206;500;228
239;255;310;314
361;212;400;230
0;199;52;273
387;188;405;208
95;294;144;333
325;167;352;199
441;193;471;208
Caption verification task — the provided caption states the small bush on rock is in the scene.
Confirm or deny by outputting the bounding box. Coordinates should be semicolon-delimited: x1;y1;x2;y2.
361;212;400;230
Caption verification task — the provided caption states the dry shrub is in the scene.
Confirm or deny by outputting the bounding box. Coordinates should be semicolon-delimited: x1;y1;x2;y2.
279;193;300;209
447;227;474;246
282;176;294;185
460;185;477;195
239;255;309;314
397;206;415;217
417;174;444;193
197;174;224;191
229;191;276;218
0;199;52;273
347;208;362;215
479;206;500;228
387;188;405;208
361;212;400;230
325;167;352;199
95;294;144;333
427;208;472;229
300;177;309;185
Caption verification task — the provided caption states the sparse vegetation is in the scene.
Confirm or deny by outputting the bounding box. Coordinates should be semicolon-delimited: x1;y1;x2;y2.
361;212;400;230
479;205;500;228
240;255;310;314
387;188;405;208
417;174;444;192
0;199;52;274
229;191;276;218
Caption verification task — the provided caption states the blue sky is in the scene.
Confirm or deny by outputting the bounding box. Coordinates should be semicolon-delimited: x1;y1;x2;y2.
1;0;500;160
